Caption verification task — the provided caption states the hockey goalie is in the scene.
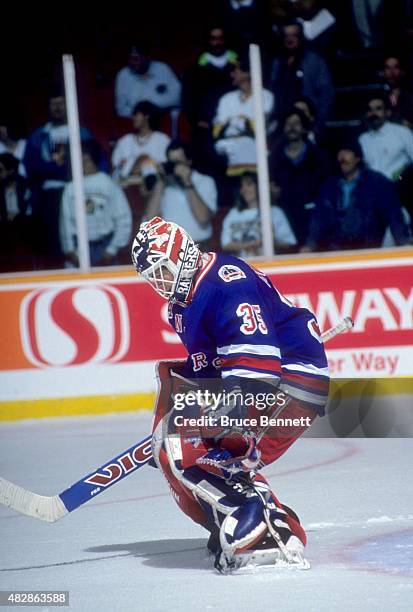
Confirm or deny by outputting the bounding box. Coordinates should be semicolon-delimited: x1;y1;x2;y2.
131;217;330;573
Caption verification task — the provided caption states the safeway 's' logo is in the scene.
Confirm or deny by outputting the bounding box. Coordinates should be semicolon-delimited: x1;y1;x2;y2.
20;285;130;367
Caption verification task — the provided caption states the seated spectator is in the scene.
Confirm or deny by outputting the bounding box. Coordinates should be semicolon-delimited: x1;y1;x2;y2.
303;141;411;252
293;96;317;143
359;94;413;246
60;140;132;267
0;121;27;176
114;45;181;118
111;101;170;183
24;91;93;269
381;55;413;127
144;139;217;248
213;54;274;178
182;26;238;132
270;20;334;134
221;171;297;257
0;153;33;272
358;94;413;181
182;26;238;180
270;108;329;247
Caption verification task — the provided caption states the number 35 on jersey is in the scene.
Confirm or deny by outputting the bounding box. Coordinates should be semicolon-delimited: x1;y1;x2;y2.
236;303;268;335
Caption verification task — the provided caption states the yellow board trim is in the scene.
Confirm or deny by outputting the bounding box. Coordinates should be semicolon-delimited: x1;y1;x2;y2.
0;393;156;422
330;377;413;398
0;379;412;421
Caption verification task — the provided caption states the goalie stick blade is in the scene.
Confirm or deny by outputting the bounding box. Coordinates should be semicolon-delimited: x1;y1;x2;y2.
0;435;153;523
0;476;68;523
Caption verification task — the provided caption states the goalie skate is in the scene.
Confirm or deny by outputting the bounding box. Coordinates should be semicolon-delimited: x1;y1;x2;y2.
215;537;310;574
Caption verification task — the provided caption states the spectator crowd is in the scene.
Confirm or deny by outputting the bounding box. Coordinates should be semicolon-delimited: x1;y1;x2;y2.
1;0;412;272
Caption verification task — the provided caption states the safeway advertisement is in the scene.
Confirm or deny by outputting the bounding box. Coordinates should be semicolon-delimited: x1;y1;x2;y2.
0;253;412;401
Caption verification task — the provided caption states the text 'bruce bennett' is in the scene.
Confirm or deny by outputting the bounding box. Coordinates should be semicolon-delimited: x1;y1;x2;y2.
173;415;313;428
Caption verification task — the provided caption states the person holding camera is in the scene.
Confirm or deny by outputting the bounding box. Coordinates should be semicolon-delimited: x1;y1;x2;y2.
144;140;217;248
111;101;171;182
221;171;297;257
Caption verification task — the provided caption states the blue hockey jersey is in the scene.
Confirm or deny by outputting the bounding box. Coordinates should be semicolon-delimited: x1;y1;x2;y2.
169;252;329;414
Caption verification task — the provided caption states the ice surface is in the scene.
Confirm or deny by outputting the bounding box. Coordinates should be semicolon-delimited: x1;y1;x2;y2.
1;412;412;612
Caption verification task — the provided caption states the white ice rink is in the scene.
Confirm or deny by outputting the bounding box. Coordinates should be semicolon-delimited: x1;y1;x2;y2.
1;411;412;612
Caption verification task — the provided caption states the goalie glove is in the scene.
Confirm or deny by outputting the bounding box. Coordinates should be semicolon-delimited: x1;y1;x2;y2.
196;431;261;478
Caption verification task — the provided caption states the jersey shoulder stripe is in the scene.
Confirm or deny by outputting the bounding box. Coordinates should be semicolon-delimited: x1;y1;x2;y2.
221;355;282;376
217;344;281;358
282;362;329;377
222;368;281;380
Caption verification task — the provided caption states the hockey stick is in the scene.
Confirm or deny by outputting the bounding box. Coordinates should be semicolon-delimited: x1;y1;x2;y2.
0;317;353;523
318;315;353;342
0;436;153;522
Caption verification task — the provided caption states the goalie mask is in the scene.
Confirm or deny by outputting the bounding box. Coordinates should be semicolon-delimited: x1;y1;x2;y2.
131;217;202;304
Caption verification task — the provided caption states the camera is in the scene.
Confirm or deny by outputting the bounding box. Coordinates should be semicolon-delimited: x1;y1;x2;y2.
161;161;176;175
139;160;176;191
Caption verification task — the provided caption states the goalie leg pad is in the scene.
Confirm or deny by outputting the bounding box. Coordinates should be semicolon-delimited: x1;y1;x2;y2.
181;467;304;572
252;472;307;546
152;361;308;565
214;500;306;573
154;445;210;529
182;467;267;559
219;499;267;554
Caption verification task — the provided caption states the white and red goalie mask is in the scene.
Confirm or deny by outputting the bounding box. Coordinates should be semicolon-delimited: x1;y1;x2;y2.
131;217;201;304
